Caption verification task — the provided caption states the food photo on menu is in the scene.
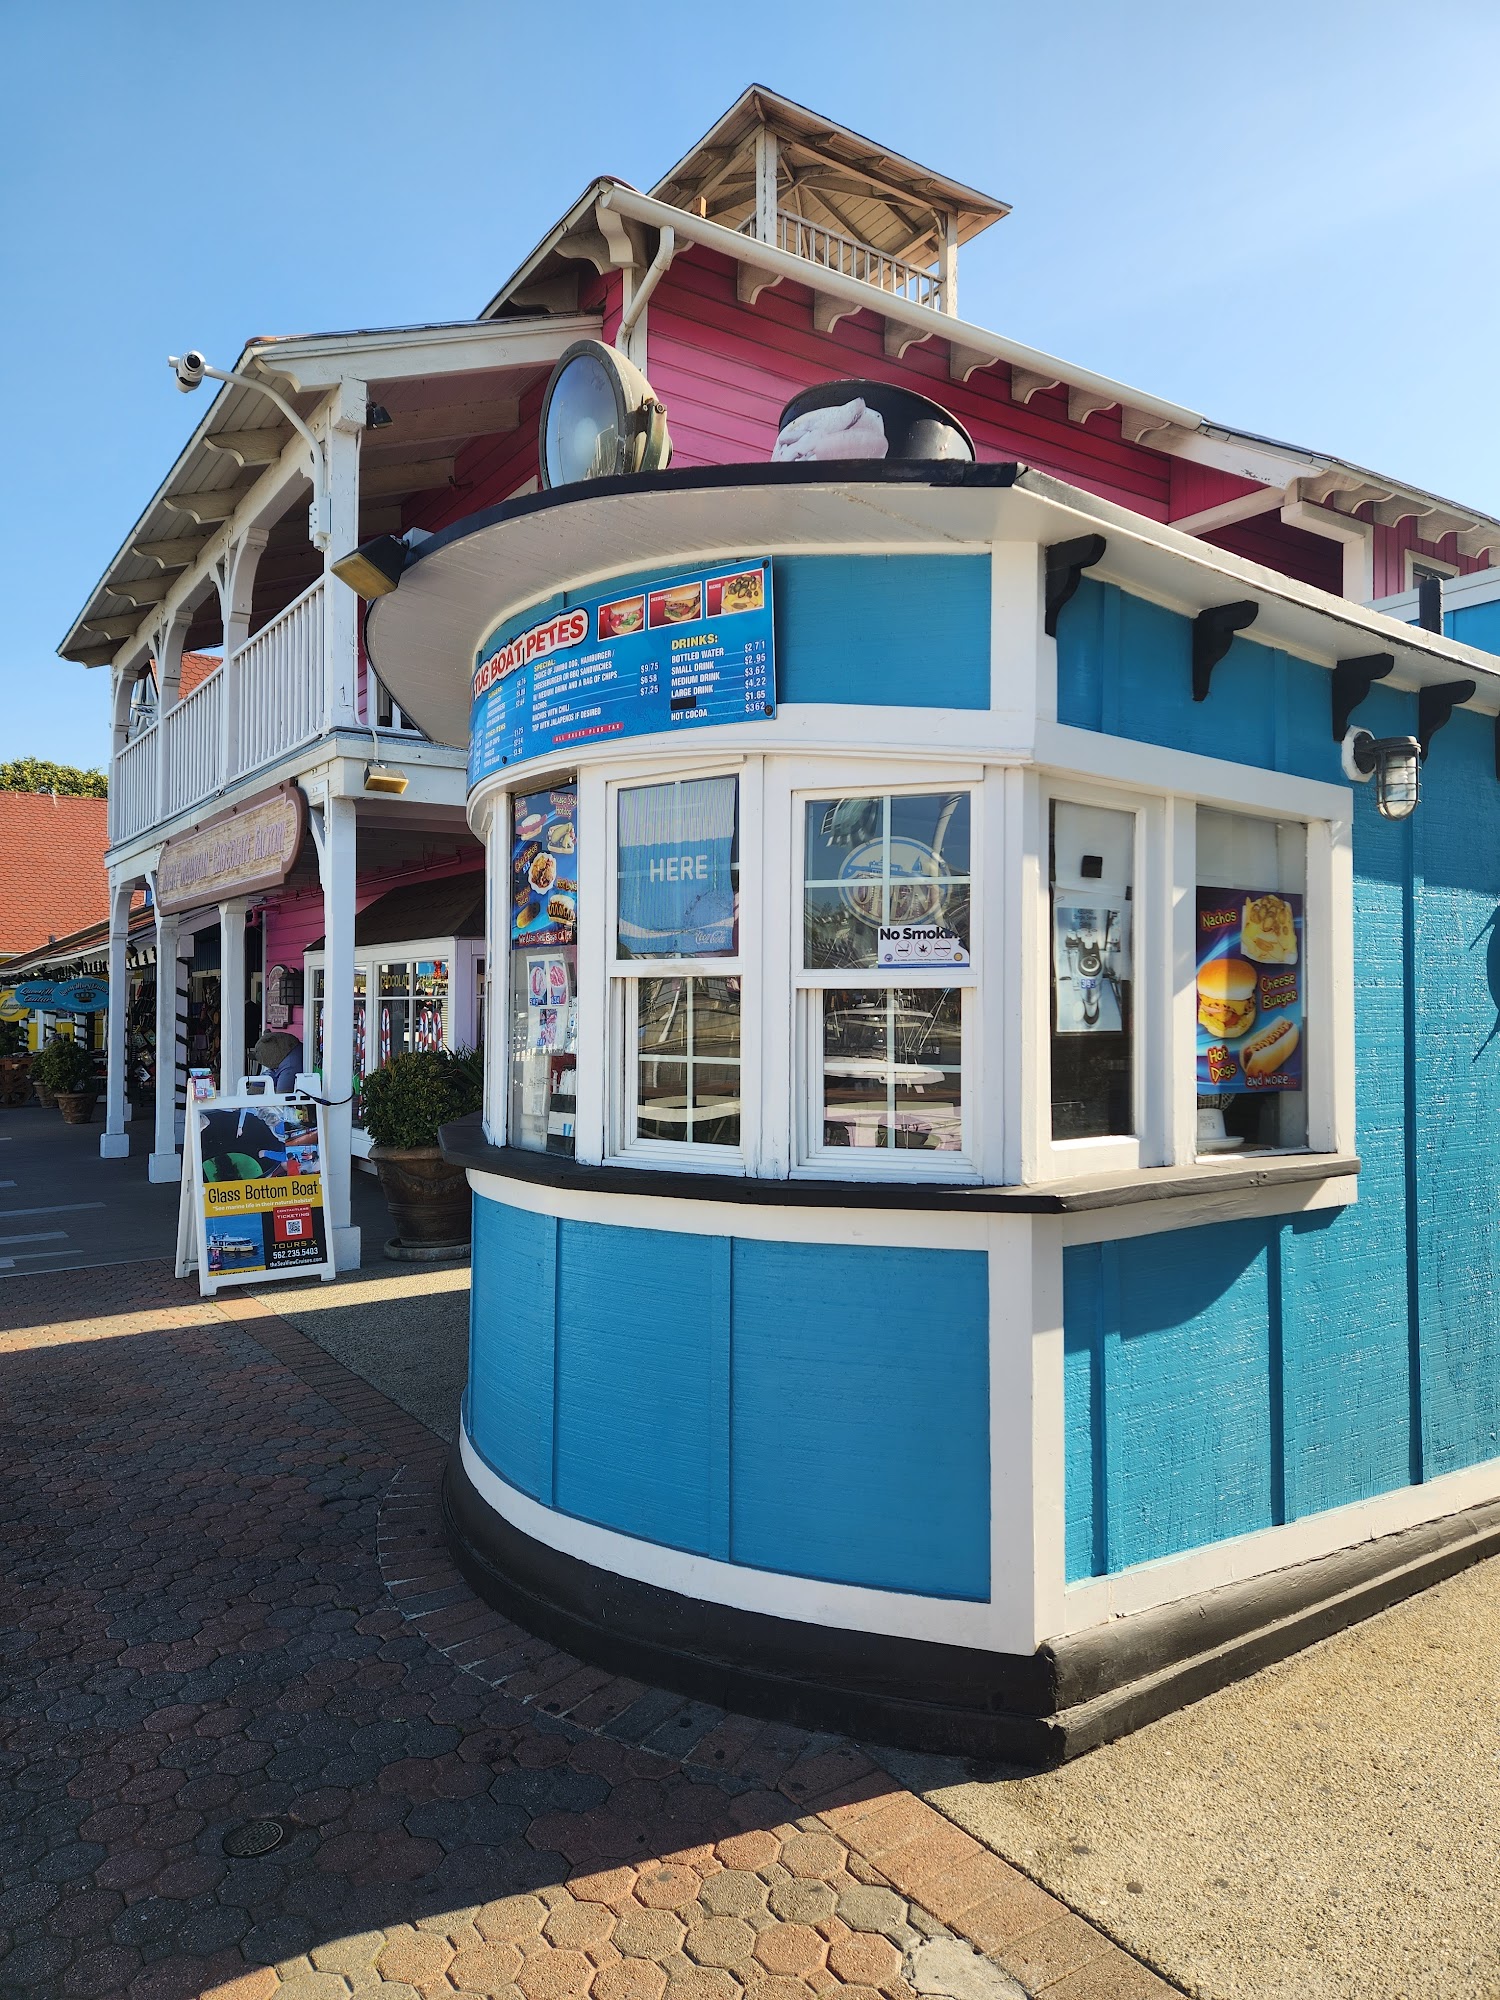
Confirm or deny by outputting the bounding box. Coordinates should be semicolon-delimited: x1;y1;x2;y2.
1195;887;1303;1092
512;788;578;949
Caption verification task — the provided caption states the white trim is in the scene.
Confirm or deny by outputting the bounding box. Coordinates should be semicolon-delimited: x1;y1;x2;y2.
1053;1447;1500;1639
1405;548;1460;587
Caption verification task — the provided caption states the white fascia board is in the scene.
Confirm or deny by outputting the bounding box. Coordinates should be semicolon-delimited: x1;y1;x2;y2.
476;181;621;321
1015;467;1500;705
597;184;1203;432
249;314;601;393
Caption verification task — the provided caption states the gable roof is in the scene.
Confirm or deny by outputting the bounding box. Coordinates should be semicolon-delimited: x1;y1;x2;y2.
0;792;110;959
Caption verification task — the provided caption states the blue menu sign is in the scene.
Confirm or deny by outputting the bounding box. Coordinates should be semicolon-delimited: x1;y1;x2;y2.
469;559;774;787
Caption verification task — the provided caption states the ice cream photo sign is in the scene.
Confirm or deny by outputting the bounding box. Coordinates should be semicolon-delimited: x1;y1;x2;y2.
1195;888;1303;1091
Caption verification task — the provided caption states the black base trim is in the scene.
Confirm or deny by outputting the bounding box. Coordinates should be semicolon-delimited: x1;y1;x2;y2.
443;1446;1500;1766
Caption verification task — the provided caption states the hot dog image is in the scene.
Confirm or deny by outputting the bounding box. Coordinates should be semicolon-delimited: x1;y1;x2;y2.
1241;1016;1300;1080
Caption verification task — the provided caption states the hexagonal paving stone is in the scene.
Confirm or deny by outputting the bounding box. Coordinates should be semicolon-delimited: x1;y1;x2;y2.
450;1939;528;1994
779;1833;845;1883
592;1959;669;2000
614;1908;688;1961
767;1879;837;1927
682;1915;757;1975
753;1921;829;1980
699;1869;771;1922
715;1830;780;1873
570;1867;640;1912
835;1887;913;1941
660;1963;740;2000
377;1926;456;1985
828;1931;903;1986
545;1899;618;1953
633;1864;701;1911
478;1896;551;1946
517;1948;598;2000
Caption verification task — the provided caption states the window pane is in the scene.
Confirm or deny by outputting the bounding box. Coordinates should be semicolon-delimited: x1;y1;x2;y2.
618;777;738;958
804;793;971;971
508;785;580;1155
1196;809;1307;1153
1050;802;1135;1140
633;976;740;1146
821;988;962;1152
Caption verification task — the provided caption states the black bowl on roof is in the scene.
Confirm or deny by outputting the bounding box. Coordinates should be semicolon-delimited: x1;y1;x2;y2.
774;380;975;464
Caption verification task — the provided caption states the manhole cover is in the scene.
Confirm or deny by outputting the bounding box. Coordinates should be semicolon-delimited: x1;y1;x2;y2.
222;1819;285;1858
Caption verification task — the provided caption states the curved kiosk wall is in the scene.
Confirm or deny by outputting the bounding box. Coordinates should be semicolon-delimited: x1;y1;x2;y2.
366;463;1500;1764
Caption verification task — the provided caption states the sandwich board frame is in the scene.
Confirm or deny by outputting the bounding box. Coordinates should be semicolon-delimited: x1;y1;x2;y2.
175;1077;337;1296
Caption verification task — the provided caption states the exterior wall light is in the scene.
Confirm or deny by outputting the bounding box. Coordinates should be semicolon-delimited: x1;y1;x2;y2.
363;763;409;795
538;339;671;488
329;535;409;598
168;350;332;549
1342;727;1421;819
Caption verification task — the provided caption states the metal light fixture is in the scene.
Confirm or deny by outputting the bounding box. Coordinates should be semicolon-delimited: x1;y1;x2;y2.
538;339;671;489
1342;727;1421;819
329;534;409;598
363;762;408;795
168;350;332;549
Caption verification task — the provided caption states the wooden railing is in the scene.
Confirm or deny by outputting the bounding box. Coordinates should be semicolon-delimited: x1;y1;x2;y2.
235;579;324;774
112;722;159;843
161;669;223;819
747;211;944;309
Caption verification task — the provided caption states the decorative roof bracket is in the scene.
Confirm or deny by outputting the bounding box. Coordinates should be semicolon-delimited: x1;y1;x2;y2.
1417;680;1476;760
1191;601;1259;701
1044;535;1107;638
1330;654;1394;740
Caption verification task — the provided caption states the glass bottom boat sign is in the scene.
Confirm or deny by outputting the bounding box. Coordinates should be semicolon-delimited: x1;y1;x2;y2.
469;560;774;785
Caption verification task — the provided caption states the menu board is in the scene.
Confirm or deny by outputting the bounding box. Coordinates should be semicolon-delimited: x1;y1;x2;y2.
512;786;578;948
1195;887;1304;1093
470;560;775;786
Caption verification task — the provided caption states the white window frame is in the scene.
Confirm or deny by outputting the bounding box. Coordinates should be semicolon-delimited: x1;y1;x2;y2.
1032;721;1355;1183
789;763;984;1182
1030;778;1159;1184
603;757;759;1175
1405;548;1459;588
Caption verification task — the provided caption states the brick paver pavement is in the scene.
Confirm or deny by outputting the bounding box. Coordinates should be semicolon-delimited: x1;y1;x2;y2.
0;1260;1179;2000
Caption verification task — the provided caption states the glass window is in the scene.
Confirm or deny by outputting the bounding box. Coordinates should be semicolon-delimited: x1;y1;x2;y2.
634;976;741;1146
820;988;962;1151
507;784;579;1155
1195;808;1307;1154
618;777;739;958
804;792;971;970
413;959;448;1053
378;962;410;1066
1049;801;1135;1140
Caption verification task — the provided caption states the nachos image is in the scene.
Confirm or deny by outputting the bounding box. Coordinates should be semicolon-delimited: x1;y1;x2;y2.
1240;893;1297;964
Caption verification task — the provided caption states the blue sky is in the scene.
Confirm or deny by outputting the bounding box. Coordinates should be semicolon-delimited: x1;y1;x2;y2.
4;0;1499;768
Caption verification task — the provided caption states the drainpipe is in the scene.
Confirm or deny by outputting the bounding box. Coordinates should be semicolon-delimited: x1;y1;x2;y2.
616;226;676;362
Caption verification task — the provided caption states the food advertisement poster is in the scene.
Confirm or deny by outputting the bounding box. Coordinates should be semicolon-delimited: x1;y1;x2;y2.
618;776;737;958
1196;887;1303;1092
176;1090;334;1295
512;787;578;948
470;560;774;787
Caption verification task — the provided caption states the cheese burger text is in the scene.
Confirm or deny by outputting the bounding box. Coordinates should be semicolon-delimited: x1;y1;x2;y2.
1197;957;1257;1040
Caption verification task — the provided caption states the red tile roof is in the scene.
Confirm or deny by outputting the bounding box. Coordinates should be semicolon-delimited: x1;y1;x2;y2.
0;791;111;960
177;651;220;698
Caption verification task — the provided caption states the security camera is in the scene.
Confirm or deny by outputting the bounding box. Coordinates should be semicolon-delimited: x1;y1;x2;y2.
169;351;208;394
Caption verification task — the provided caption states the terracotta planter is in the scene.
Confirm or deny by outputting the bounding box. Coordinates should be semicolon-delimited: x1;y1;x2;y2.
369;1144;471;1248
55;1091;98;1126
33;1081;56;1108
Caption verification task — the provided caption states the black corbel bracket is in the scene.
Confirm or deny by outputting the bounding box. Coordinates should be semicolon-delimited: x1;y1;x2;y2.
1417;679;1477;759
1044;534;1107;637
1192;601;1259;701
1330;653;1395;741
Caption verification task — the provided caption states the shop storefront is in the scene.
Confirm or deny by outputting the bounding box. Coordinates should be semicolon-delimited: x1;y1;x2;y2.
357;360;1500;1761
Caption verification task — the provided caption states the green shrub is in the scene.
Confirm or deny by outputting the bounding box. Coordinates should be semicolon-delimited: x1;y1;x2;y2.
32;1036;97;1092
360;1048;482;1150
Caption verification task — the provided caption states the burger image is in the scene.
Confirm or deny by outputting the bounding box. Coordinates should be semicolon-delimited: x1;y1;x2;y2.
1197;957;1258;1040
658;583;702;623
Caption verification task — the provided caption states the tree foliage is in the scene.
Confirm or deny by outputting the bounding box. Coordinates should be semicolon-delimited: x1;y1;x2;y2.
0;758;108;798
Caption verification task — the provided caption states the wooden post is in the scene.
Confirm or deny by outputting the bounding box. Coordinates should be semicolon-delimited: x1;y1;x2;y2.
218;900;247;1094
154;611;189;824
217;528;269;784
148;903;182;1181
754;126;779;247
938;211;959;316
320;380;366;733
307;784;360;1270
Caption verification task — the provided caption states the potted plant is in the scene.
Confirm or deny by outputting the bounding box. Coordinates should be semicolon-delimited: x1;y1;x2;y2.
0;1018;31;1107
33;1036;99;1124
360;1048;482;1257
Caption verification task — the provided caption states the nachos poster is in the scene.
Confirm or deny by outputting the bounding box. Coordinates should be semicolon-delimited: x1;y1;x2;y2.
1195;888;1304;1093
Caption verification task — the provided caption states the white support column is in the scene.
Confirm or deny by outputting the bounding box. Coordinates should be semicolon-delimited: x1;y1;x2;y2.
216;528;269;783
320;380;366;733
149;899;183;1181
100;877;133;1158
108;670;137;846
219;900;248;1094
754;126;778;246
306;782;360;1270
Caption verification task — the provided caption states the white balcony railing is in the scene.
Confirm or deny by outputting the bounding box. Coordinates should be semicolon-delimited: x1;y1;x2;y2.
749;211;944;310
161;669;223;819
236;579;325;773
109;577;327;847
112;721;158;844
